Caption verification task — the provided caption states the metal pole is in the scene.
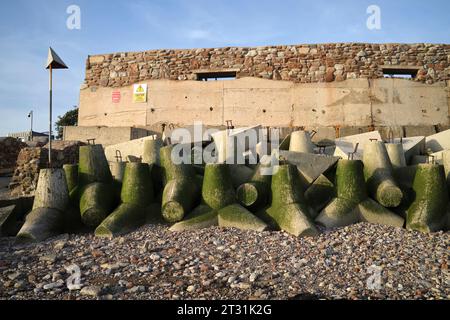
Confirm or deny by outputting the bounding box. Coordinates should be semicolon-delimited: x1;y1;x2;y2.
49;65;52;168
30;111;33;141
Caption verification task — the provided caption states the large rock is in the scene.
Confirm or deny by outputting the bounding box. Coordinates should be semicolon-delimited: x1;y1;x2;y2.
218;204;268;232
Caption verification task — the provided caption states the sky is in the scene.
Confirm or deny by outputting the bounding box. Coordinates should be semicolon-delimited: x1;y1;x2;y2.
0;0;449;136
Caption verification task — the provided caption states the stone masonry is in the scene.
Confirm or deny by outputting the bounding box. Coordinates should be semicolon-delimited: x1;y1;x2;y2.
84;43;450;88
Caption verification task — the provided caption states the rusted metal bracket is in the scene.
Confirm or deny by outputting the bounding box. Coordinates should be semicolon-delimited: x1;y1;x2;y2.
115;150;122;162
87;138;96;145
347;143;360;160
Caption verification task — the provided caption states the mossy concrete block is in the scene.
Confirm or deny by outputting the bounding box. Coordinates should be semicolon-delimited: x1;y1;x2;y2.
202;164;236;210
386;143;406;168
443;150;450;192
279;150;339;184
169;208;218;232
267;203;318;237
162;178;201;223
229;165;254;189
160;145;196;185
304;174;336;214
80;183;116;228
63;164;78;193
315;198;359;228
142;138;163;165
16;207;63;243
393;165;418;189
270;164;306;207
363;141;403;208
236;161;272;210
33;169;70;212
95;203;146;238
218;204;268;232
358;198;404;227
121;163;154;206
289;131;315;153
78;145;112;187
335;160;367;203
406;164;449;233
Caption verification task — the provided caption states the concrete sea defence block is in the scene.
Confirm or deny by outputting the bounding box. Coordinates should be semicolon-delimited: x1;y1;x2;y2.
16;207;64;242
289;131;315;154
363;141;403;208
386;143;406;168
304;174;336;214
406;164;449;233
393;136;425;164
63;164;78;193
95;203;147;238
201;164;236;210
426;129;450;153
78;145;112;188
80;182;116;227
169;205;218;232
333;131;382;160
218;203;268;232
32;169;70;212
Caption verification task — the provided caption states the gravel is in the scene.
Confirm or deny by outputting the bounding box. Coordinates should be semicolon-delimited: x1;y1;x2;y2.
0;222;448;300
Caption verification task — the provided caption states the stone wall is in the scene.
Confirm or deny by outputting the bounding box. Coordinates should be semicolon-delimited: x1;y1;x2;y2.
9;141;84;197
84;43;450;88
0;137;27;175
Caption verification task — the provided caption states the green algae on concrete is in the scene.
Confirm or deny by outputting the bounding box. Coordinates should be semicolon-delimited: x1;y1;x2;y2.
270;164;305;207
335;160;367;203
406;164;449;233
142;138;163;165
315;197;359;228
16;207;63;243
218;203;268;232
80;182;116;227
162;178;201;223
358;198;404;227
121;163;154;206
304;174;336;215
63;164;78;193
363;141;403;207
315;159;405;229
229;164;254;189
95;203;146;238
202;164;236;210
169;206;218;232
266;203;318;237
160;145;196;185
236;160;272;210
78;144;112;187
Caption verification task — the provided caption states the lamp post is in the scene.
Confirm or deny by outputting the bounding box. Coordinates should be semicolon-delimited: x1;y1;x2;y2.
45;47;68;168
27;110;33;141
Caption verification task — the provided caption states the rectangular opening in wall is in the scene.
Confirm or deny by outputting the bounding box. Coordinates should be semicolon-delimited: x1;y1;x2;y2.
196;71;237;81
382;66;419;79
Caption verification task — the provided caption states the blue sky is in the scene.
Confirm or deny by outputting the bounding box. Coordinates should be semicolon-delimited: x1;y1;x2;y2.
0;0;449;136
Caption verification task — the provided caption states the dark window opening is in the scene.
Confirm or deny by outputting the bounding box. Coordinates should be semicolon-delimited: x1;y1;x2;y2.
382;67;418;79
196;71;237;81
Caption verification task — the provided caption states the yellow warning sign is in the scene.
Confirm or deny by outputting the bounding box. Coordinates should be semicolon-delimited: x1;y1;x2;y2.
133;84;147;103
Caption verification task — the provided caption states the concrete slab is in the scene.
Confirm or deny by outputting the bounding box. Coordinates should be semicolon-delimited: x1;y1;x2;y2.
279;150;339;183
426;129;450;153
333;131;382;160
104;136;158;163
211;125;262;163
393;136;426;164
411;155;428;165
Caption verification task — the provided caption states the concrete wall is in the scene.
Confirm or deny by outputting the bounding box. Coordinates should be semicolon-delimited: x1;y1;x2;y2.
63;126;149;146
78;77;450;129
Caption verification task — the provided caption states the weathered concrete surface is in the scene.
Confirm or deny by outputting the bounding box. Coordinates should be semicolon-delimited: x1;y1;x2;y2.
393;136;426;163
79;78;449;129
104;136;159;163
279;150;339;183
426;129;450;153
289;131;315;153
386;143;407;168
333;131;382;160
63;126;150;146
